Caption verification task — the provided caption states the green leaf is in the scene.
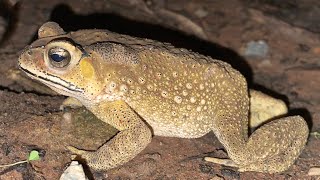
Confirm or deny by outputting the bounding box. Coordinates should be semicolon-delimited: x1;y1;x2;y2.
28;150;40;161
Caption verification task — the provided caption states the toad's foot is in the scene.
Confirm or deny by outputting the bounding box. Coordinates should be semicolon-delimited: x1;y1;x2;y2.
67;146;87;155
67;146;89;160
60;97;83;110
204;157;253;172
204;157;238;167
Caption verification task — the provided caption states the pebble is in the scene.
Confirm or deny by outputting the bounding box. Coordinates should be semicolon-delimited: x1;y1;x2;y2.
243;40;269;58
308;167;320;176
59;161;88;180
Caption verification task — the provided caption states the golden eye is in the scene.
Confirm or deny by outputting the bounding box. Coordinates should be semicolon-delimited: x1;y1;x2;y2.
48;47;71;68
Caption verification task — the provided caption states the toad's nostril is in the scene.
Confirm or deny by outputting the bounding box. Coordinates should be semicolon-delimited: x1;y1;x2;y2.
27;50;32;56
19;45;31;56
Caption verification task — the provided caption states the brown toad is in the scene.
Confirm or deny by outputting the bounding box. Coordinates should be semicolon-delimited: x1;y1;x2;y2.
18;22;308;173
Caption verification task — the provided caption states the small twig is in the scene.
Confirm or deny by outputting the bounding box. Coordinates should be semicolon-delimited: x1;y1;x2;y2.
0;160;28;168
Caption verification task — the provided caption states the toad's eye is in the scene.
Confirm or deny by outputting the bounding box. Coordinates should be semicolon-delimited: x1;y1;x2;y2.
48;47;71;68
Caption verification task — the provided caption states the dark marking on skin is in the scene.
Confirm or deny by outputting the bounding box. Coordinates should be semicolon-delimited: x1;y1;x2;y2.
20;66;84;92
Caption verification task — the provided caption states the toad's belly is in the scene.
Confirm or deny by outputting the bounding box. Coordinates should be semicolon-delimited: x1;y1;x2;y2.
145;117;213;138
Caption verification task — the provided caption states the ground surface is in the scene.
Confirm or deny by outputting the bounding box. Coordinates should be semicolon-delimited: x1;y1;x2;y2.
0;0;320;179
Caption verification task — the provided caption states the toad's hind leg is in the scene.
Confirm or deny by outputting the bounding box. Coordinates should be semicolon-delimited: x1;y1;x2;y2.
238;115;308;173
206;115;308;173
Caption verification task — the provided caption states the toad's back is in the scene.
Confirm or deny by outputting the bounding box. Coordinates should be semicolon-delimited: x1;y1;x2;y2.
90;41;249;139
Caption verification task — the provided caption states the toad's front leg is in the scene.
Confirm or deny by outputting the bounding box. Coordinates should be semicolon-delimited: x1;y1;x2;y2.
68;100;152;171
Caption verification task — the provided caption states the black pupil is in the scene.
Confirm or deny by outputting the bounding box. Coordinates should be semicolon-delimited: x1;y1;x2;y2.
48;47;71;68
50;53;65;62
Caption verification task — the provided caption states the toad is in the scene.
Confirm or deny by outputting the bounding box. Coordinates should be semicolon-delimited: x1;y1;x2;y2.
18;22;308;173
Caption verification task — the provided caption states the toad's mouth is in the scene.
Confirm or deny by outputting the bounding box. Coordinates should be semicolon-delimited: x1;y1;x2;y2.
20;66;84;93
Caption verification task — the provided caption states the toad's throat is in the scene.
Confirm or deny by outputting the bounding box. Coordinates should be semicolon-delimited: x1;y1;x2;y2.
19;67;84;93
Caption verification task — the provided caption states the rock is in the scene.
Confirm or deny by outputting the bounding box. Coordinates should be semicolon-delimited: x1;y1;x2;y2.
243;40;269;58
308;167;320;176
59;161;88;180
